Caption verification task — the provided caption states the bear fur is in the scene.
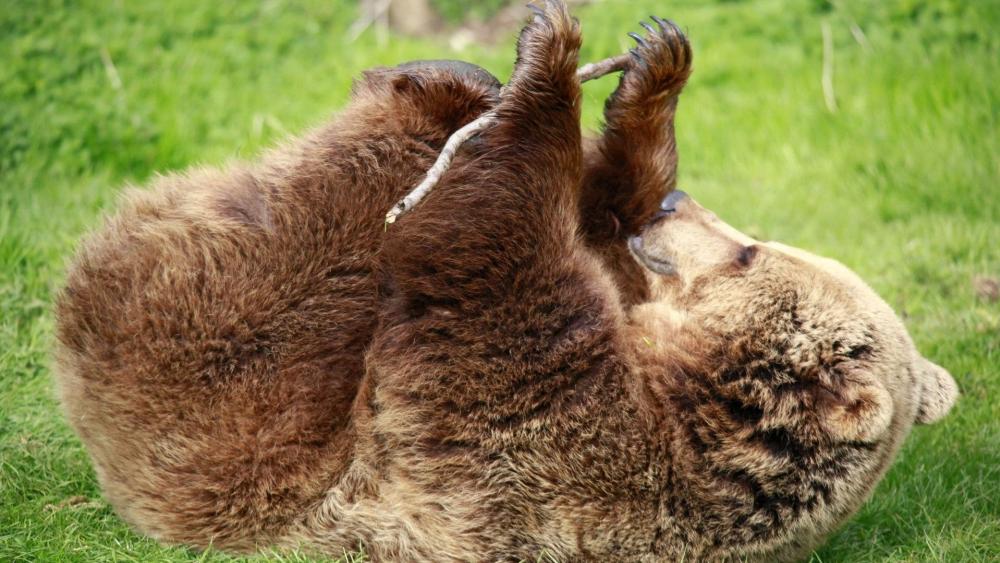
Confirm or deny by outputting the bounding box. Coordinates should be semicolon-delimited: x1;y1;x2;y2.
54;2;957;561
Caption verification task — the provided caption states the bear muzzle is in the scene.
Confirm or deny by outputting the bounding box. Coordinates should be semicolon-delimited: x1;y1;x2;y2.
628;191;690;276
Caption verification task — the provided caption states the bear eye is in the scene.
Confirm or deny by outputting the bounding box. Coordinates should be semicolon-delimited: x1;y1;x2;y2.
735;245;758;267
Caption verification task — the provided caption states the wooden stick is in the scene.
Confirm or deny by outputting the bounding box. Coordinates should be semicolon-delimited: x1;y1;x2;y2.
577;53;631;82
384;111;499;225
384;53;631;225
821;20;838;113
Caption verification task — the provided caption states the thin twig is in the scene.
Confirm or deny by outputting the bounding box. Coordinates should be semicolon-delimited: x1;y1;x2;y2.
348;0;392;43
821;20;838;113
577;53;631;82
830;0;871;52
384;53;631;225
384;111;499;224
848;22;870;52
99;47;123;91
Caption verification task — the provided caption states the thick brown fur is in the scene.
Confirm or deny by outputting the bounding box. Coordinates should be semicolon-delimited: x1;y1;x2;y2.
54;2;957;561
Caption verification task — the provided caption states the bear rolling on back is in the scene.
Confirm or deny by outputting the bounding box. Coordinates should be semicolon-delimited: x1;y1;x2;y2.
55;2;956;560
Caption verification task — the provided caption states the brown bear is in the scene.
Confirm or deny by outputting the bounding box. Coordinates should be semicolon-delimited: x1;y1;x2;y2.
54;2;957;561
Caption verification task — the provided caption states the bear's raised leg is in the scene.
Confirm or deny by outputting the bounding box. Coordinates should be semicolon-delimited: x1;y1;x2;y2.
340;8;714;559
580;18;692;304
360;9;647;559
372;0;633;442
380;0;584;309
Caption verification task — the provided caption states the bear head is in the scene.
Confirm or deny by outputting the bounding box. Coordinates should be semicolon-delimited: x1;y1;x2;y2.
628;190;957;450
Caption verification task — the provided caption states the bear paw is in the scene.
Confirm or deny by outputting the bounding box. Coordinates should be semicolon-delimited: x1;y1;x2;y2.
617;16;692;104
509;0;582;95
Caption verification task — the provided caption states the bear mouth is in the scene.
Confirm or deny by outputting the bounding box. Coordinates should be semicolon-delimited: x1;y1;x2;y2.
628;235;677;276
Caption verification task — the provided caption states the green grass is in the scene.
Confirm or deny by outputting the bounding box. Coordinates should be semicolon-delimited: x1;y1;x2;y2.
1;0;997;560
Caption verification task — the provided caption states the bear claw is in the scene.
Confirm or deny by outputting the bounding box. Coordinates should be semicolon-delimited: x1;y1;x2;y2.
628;31;647;48
527;3;545;22
613;15;692;100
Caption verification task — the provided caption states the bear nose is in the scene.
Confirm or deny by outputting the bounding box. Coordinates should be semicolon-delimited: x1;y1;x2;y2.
397;59;502;93
649;190;688;223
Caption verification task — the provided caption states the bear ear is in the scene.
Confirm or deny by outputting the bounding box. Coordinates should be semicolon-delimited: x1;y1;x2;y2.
915;357;959;425
390;71;429;95
815;374;894;443
350;69;420;97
